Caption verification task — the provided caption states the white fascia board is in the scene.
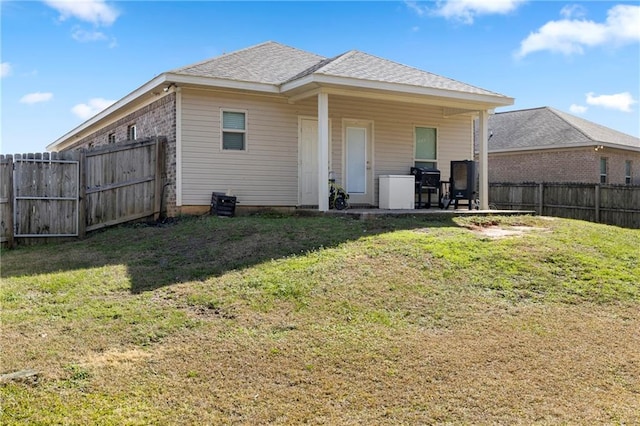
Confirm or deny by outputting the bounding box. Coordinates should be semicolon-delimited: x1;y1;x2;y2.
47;73;281;151
47;74;169;151
165;73;280;93
281;74;514;108
280;74;316;92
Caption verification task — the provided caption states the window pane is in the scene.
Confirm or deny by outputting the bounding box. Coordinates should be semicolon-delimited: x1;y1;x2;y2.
600;158;607;175
223;111;245;130
415;127;436;160
223;132;245;150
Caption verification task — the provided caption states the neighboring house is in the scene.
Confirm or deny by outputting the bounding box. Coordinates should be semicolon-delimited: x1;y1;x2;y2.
48;41;513;215
478;107;640;185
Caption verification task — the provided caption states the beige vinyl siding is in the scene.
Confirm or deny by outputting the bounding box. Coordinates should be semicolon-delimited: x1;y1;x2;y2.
181;89;315;206
181;90;473;207
327;95;473;205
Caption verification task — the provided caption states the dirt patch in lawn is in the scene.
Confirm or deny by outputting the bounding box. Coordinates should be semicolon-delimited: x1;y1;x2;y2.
470;225;549;239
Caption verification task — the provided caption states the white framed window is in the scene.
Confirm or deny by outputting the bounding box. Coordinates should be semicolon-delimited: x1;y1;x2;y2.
127;124;137;141
414;126;437;169
600;157;608;184
625;160;632;185
221;109;247;151
108;132;116;144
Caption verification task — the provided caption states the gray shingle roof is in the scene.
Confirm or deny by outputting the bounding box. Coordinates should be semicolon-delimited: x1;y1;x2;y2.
486;107;640;151
171;41;325;85
171;41;509;99
312;50;506;97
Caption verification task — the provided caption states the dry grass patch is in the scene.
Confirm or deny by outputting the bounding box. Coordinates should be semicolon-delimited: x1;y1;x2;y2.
1;214;638;424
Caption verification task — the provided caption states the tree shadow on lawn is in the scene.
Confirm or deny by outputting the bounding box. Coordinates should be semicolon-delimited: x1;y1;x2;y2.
1;213;461;294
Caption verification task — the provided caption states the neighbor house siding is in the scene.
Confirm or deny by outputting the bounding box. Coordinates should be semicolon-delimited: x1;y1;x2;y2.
489;147;640;185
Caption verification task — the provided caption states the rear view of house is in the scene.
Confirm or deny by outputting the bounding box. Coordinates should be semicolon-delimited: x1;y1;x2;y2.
48;41;513;216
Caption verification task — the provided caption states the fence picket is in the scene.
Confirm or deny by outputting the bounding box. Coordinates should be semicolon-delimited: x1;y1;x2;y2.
490;182;640;229
1;137;167;245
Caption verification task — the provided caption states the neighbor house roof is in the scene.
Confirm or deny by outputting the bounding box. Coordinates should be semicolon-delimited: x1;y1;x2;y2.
485;106;640;153
49;41;513;151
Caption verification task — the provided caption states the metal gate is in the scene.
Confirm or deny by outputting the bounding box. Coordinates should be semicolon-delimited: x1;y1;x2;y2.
13;154;80;237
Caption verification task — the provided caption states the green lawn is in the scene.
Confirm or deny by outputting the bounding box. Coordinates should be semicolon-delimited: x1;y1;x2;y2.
1;214;639;424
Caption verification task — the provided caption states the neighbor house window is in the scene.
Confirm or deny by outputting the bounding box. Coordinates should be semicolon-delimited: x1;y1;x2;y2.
221;110;247;150
600;157;608;184
625;160;632;185
108;132;116;144
414;127;437;169
127;124;137;140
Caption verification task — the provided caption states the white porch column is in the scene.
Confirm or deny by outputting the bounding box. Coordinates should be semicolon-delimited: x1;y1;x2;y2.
478;109;490;210
318;92;329;211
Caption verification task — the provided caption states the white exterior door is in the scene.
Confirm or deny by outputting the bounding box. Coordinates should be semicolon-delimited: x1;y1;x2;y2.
299;118;318;206
344;121;373;205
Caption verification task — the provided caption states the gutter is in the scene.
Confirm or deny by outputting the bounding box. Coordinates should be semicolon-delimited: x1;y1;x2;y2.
47;73;283;152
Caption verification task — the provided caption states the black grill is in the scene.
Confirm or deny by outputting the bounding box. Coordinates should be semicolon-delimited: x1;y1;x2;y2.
411;167;441;208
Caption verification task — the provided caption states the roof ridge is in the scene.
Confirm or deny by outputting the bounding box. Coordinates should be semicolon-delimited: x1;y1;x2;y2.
281;50;348;84
545;106;596;143
314;49;358;72
494;106;547;115
169;41;272;73
171;41;311;74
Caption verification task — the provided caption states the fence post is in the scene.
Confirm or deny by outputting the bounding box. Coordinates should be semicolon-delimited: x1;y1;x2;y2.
78;149;87;239
538;183;544;216
3;155;15;248
153;137;165;221
594;184;600;223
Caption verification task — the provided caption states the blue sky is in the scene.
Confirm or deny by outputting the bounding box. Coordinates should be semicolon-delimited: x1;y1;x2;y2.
1;0;639;154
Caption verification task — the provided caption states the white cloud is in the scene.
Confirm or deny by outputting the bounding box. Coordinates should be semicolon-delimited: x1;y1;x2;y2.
20;92;54;104
586;92;637;113
44;0;119;26
428;0;527;24
1;62;11;78
517;4;640;58
71;98;116;120
405;1;428;17
569;104;588;114
72;28;108;42
560;4;587;19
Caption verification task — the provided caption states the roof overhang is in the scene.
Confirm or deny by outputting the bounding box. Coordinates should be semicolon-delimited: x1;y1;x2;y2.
47;72;283;151
281;73;514;110
48;70;514;151
48;74;168;151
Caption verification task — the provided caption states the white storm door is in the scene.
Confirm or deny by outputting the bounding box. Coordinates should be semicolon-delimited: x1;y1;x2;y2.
345;124;372;204
299;118;318;206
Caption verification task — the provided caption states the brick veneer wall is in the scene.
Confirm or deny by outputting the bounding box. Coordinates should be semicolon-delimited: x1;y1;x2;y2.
488;147;640;185
69;93;178;216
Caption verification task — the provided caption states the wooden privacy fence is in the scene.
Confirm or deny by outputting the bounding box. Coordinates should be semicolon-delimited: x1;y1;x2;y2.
489;182;640;229
1;137;166;247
